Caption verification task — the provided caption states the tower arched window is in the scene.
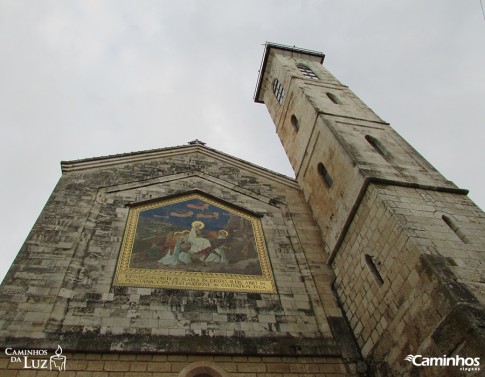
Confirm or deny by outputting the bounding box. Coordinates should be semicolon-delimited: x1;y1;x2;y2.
364;254;384;287
297;64;319;80
317;162;333;188
272;79;285;104
365;135;387;157
291;114;300;131
326;92;341;104
442;215;469;244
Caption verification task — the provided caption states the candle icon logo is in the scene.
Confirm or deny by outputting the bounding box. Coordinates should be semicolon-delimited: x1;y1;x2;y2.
49;345;67;371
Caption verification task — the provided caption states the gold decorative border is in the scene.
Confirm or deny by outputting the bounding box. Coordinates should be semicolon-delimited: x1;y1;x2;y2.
113;193;276;293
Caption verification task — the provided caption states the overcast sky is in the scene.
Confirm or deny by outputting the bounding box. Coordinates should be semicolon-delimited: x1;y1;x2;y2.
1;1;484;282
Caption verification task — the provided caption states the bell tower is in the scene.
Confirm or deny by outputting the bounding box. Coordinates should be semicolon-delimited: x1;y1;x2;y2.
254;42;460;258
255;42;485;375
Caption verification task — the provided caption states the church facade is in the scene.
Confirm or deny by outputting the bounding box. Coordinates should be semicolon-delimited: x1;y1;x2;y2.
1;43;484;376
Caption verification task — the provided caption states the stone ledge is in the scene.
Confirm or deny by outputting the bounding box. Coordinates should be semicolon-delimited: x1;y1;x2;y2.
0;334;341;357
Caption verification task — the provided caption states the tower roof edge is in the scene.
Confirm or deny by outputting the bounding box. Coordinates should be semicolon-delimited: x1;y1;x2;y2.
254;42;325;103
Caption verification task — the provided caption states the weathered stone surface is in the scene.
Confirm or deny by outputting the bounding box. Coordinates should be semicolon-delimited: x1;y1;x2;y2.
0;145;354;363
257;43;485;376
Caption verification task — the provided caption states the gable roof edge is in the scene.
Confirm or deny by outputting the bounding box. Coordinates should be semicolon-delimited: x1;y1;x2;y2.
60;144;299;188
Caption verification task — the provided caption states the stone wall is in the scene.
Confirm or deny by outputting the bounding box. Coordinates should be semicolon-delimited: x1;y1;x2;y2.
1;352;355;377
255;44;485;376
0;145;359;372
332;183;485;376
257;49;462;260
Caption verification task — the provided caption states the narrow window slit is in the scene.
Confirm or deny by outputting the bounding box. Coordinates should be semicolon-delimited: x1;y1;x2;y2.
326;92;340;104
365;254;384;287
365;135;387;157
291;114;300;131
442;215;469;244
317;163;333;188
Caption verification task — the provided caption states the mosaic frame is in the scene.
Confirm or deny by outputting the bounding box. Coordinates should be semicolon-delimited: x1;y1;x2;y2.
113;192;276;293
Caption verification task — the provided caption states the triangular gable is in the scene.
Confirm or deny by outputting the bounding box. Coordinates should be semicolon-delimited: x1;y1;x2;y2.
60;143;298;188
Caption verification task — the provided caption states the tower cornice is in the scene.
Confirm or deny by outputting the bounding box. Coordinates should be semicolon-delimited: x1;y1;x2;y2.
254;42;325;103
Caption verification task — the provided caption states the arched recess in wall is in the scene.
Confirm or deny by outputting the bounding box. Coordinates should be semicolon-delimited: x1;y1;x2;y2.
364;254;384;287
317;162;333;188
291;114;300;131
442;214;470;244
365;135;387;158
178;361;230;377
326;92;341;105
